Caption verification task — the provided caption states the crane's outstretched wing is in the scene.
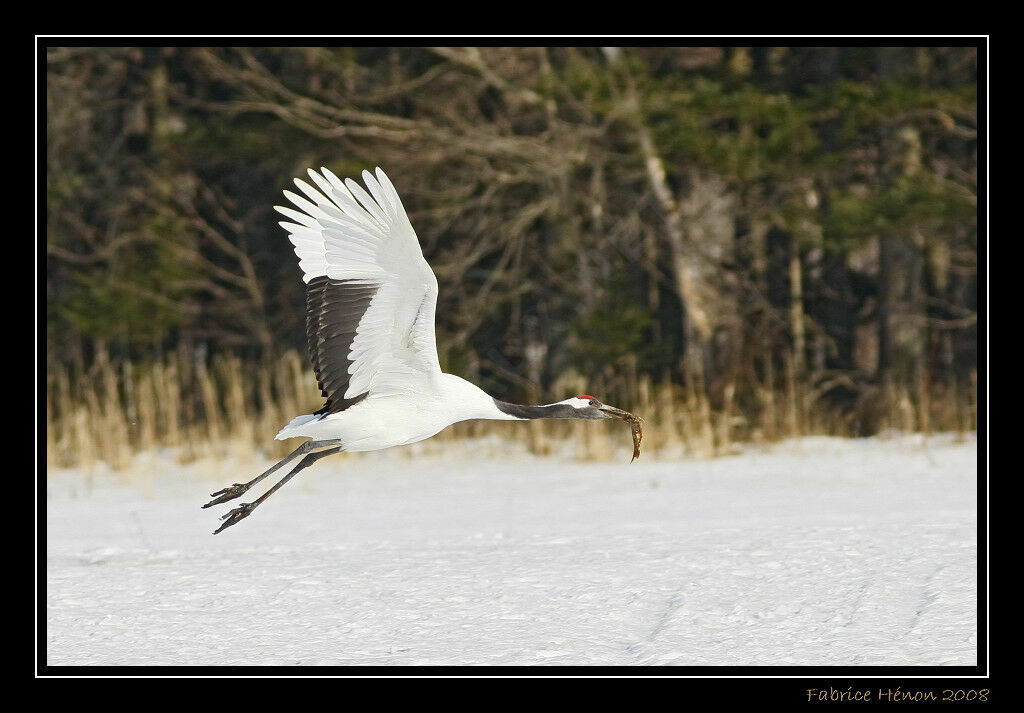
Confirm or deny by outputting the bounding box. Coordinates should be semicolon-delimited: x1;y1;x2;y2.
276;167;442;415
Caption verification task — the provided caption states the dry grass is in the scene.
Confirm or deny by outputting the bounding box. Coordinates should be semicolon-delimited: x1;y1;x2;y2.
44;347;978;475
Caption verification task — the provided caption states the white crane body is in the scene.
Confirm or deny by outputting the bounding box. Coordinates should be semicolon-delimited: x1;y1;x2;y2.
277;374;518;449
204;166;636;533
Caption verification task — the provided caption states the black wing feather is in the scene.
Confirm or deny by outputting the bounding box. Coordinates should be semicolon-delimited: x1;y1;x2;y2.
305;276;380;416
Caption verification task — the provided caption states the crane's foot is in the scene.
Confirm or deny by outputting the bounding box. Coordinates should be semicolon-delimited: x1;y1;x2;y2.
202;483;250;508
213;502;256;534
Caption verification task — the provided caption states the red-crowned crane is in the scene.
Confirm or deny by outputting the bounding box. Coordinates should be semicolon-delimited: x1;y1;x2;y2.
204;167;641;534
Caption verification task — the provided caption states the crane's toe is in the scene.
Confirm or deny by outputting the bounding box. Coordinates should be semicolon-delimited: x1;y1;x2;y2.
212;502;255;534
202;483;249;509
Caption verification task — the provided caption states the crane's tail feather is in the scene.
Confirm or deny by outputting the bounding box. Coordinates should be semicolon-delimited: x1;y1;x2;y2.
275;413;322;440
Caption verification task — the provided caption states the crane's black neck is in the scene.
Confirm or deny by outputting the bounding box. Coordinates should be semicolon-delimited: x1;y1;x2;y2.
493;399;598;420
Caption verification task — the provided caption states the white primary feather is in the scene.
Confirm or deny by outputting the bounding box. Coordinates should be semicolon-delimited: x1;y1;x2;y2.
275;167;442;402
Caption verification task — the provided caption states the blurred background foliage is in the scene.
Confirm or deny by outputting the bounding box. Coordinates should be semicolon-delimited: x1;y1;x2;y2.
45;45;979;463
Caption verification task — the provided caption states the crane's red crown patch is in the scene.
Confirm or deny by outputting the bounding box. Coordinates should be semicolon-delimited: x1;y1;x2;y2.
578;394;595;400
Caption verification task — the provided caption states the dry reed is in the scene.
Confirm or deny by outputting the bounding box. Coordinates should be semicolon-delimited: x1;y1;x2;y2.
44;346;978;475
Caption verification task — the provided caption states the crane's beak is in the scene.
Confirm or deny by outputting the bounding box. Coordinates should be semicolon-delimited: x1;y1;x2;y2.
597;404;631;419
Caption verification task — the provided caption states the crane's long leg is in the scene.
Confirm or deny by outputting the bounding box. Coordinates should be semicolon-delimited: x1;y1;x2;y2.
202;438;341;509
212;446;342;534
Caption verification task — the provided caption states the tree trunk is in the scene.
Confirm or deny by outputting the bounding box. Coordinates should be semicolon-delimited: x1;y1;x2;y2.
789;247;805;377
877;231;892;381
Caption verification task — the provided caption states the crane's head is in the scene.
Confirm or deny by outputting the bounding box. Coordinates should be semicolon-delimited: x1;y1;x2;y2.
564;394;634;420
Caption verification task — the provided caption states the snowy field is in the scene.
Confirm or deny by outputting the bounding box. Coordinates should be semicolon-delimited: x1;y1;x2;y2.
44;433;979;667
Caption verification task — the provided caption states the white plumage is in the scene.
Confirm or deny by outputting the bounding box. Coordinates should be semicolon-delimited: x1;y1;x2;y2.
274;167;507;449
277;168;442;402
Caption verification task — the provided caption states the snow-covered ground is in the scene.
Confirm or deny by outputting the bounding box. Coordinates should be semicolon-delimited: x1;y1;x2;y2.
44;433;979;667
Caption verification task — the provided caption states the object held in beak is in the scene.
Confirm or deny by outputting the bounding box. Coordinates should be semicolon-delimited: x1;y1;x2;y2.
599;405;645;462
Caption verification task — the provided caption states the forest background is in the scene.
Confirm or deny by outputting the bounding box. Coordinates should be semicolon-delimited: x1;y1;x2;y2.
44;45;980;469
